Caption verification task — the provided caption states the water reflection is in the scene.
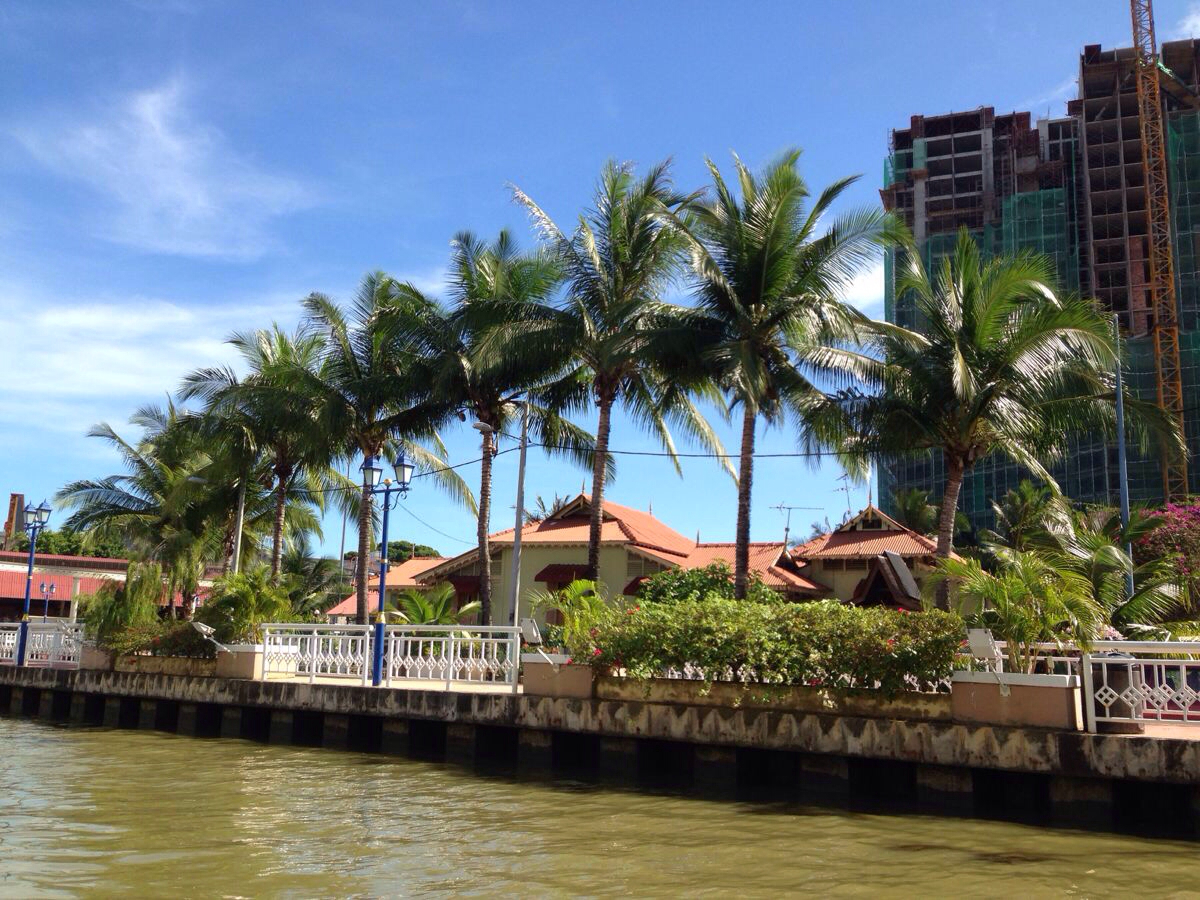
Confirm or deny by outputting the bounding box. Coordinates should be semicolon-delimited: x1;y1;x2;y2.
0;717;1196;898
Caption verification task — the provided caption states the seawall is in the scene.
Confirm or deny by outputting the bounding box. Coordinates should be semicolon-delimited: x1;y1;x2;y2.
3;666;1197;836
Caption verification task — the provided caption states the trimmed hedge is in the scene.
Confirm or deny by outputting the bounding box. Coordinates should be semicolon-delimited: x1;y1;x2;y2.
577;598;964;696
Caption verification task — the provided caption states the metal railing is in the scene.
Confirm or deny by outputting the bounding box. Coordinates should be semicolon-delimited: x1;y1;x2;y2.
963;638;1200;732
0;623;20;666
260;623;521;691
0;621;84;669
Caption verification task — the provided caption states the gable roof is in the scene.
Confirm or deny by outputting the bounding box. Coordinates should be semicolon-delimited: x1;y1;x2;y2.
790;505;939;561
326;556;448;617
682;542;828;594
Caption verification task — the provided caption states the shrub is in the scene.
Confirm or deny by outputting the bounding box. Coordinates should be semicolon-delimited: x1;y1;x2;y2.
80;562;164;648
104;621;215;659
575;597;964;696
637;562;777;605
196;568;293;644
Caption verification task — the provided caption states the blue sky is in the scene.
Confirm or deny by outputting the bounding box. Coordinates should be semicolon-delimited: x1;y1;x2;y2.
3;0;1198;558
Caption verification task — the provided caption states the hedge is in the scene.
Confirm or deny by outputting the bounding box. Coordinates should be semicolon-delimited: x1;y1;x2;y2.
576;598;964;696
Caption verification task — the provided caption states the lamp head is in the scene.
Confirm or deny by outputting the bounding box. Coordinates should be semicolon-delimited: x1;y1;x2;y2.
393;453;415;491
361;455;384;488
35;501;50;525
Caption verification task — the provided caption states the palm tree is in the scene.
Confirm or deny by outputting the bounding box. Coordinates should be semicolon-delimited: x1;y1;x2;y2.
386;583;481;626
281;534;345;617
819;229;1183;579
180;325;343;581
514;160;728;580
300;272;475;624
890;488;938;535
396;230;596;624
56;402;230;615
680;150;897;598
984;480;1072;550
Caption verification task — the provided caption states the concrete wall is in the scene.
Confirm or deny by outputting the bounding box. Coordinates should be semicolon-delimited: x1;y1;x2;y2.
5;666;1200;834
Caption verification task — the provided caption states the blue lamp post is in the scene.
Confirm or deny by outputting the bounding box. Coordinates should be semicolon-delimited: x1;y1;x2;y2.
16;500;51;666
363;453;414;686
39;581;56;622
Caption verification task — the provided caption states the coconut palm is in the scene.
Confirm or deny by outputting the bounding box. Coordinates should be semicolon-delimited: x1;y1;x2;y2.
679;150;897;598
386;583;481;626
180;325;347;580
299;272;475;624
817;229;1183;579
983;480;1073;551
928;550;1102;674
513;160;729;580
394;231;597;624
281;534;345;617
56;402;230;615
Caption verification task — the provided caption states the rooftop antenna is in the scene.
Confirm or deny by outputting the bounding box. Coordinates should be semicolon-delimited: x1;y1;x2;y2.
866;460;874;508
836;474;854;517
771;503;822;547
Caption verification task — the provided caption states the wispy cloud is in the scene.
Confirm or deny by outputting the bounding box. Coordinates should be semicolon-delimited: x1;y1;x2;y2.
12;79;312;259
0;279;304;444
843;261;884;319
1176;3;1200;39
1016;75;1077;115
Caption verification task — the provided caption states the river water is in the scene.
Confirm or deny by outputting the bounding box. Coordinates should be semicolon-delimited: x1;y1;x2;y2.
1;717;1197;898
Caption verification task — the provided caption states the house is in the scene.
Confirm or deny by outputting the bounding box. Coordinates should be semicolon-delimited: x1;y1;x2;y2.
788;506;944;609
396;494;824;624
325;556;449;623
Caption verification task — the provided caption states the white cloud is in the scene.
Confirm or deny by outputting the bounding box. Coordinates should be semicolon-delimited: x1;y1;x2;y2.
0;279;304;441
842;260;885;318
1176;3;1200;38
1016;75;1077;115
12;80;311;259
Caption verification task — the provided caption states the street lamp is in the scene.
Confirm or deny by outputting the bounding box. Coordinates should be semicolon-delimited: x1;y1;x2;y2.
365;453;413;686
39;582;56;622
16;500;51;666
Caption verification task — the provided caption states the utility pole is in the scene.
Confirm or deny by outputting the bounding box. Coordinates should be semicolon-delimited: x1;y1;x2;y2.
1113;315;1136;598
509;400;530;624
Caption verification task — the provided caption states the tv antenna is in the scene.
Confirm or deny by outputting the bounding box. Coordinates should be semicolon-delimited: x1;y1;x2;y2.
836;474;855;518
771;503;821;547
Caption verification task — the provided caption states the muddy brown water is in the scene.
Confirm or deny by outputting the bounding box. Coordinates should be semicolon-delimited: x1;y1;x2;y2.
0;717;1196;898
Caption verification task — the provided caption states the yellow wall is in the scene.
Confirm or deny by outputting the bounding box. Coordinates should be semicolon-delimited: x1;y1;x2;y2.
488;543;631;625
806;559;935;603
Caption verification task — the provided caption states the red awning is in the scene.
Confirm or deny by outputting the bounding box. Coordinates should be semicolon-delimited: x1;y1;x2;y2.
533;563;589;584
622;576;648;596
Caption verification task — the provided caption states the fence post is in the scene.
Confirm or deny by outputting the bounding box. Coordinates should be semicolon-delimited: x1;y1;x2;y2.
1081;652;1096;733
511;630;520;694
361;629;370;687
308;631;318;685
446;636;456;690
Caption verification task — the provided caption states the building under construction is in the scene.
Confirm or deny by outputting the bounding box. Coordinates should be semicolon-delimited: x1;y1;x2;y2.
879;38;1200;530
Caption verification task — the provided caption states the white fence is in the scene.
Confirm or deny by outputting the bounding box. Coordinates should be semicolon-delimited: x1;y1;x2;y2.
261;623;521;691
0;621;84;669
966;639;1200;732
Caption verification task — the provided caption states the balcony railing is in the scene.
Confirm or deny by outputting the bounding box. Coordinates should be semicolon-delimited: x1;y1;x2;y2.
0;621;84;669
260;623;521;691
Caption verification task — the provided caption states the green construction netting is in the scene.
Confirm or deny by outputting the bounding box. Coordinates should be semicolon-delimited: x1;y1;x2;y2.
1169;110;1200;330
1000;188;1080;292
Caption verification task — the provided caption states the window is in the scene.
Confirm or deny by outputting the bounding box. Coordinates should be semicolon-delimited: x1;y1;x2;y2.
627;554;666;579
845;560;868;570
823;560;844;571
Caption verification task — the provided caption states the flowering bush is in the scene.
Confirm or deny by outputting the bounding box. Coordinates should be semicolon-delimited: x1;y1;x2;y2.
573;597;964;696
636;562;777;605
1136;501;1200;598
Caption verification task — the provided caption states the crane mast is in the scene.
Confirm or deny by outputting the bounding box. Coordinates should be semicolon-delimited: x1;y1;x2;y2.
1131;0;1189;500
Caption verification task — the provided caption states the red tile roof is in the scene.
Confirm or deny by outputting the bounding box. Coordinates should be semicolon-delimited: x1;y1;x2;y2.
0;571;114;600
682;543;828;594
790;507;939;561
0;551;129;572
326;556;448;616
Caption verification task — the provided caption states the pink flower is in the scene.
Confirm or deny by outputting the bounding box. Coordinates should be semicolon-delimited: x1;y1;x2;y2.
592;647;602;657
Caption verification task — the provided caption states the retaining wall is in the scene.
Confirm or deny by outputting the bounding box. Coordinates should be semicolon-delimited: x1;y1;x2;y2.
1;665;1197;837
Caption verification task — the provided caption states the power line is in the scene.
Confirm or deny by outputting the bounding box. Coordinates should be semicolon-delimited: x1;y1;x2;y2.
392;502;476;546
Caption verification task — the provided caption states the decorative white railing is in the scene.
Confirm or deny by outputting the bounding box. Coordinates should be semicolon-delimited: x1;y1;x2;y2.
260;624;521;691
963;639;1200;732
0;623;20;665
0;621;84;669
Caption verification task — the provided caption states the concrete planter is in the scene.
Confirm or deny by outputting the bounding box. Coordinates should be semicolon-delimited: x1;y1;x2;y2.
521;654;594;699
114;654;218;677
594;675;952;721
215;644;268;680
951;670;1083;731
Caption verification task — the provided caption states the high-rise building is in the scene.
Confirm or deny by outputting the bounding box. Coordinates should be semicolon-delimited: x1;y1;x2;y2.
879;39;1200;530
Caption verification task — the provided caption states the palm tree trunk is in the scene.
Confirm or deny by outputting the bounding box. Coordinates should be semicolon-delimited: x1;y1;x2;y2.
477;428;494;625
586;393;614;581
935;455;965;609
270;480;287;581
356;482;372;625
734;404;756;600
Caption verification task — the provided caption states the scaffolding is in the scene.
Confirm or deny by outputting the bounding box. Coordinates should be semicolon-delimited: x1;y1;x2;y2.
1000;188;1080;291
1169;110;1200;330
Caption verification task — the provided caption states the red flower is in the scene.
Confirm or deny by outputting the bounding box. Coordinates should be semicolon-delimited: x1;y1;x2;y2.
592;647;602;657
886;638;895;648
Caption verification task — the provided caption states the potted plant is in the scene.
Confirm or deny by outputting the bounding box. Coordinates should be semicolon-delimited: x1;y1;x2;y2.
931;549;1099;730
521;579;609;698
